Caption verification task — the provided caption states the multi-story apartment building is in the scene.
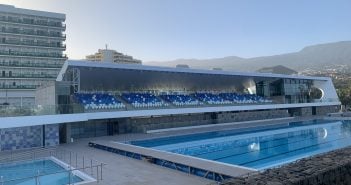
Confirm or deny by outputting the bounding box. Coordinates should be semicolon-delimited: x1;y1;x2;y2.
86;48;142;64
0;4;66;106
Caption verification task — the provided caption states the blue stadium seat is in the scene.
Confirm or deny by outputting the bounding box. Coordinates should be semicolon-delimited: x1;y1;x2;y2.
219;93;272;104
121;93;168;108
192;93;232;105
74;93;125;110
160;94;202;106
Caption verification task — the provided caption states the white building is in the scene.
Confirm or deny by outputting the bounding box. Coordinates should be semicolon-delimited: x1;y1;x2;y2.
0;4;66;106
86;48;142;64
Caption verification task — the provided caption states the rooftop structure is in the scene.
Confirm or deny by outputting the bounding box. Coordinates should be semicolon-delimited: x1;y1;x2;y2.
86;48;142;64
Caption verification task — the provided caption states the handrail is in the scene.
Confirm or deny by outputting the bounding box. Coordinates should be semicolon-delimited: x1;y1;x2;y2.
0;164;106;184
0;147;106;184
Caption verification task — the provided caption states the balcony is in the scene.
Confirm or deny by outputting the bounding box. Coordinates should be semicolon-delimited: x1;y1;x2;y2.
0;84;37;89
0;73;57;79
0;50;67;59
0;16;66;29
0;40;66;49
0;61;63;69
0;28;66;39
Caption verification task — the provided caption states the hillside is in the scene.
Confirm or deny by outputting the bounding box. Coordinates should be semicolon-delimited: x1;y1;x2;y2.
146;41;351;72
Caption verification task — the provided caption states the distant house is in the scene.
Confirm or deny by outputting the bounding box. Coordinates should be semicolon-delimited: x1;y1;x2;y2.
257;65;298;75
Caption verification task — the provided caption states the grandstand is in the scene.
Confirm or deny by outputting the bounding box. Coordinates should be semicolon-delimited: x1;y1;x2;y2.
74;93;125;110
0;60;341;152
72;91;271;110
121;92;167;108
160;93;202;106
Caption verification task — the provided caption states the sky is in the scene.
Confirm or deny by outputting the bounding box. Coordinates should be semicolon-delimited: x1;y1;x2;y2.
0;0;350;62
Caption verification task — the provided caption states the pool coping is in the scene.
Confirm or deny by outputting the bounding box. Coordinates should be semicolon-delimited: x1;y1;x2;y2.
50;156;96;185
89;140;256;181
146;117;295;134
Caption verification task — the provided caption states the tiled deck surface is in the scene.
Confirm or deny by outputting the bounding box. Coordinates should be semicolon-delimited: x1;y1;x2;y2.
58;138;212;185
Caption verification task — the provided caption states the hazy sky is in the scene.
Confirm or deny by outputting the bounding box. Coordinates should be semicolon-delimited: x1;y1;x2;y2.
0;0;350;62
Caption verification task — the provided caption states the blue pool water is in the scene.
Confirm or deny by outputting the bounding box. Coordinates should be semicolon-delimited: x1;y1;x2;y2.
131;120;351;170
0;159;83;185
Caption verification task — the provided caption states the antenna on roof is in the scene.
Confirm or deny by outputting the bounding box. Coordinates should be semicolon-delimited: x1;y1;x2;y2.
105;44;108;50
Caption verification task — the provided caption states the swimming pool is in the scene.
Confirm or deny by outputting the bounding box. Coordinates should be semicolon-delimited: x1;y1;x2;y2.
131;120;351;170
0;158;83;185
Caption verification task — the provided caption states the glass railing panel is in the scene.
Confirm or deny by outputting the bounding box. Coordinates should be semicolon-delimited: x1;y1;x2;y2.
0;29;66;38
0;97;341;118
0;16;65;28
0;62;63;68
0;50;67;58
0;85;37;89
0;40;65;48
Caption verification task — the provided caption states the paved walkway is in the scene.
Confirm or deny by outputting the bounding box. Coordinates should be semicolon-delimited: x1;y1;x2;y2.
58;138;211;185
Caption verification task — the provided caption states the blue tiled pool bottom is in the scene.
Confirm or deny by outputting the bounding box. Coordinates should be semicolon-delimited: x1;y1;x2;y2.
131;120;351;170
0;159;83;185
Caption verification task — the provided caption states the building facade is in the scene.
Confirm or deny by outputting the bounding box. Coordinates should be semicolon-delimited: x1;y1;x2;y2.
86;49;142;64
0;4;66;106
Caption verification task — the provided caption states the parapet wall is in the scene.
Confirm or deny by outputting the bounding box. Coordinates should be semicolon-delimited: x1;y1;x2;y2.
118;109;290;133
222;146;351;185
316;105;340;115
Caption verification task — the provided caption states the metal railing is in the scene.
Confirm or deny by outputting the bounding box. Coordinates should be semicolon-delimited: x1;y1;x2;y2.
0;40;66;49
0;84;37;89
0;50;67;59
0;29;66;38
0;97;340;118
0;16;65;29
0;73;57;79
0;147;105;185
0;61;63;69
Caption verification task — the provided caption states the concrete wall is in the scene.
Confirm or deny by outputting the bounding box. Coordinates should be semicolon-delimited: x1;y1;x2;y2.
216;110;289;123
316;105;340;115
35;82;56;106
117;109;290;133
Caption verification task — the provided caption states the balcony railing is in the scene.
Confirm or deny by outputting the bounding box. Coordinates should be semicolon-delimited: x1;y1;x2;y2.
0;97;340;118
0;16;66;29
0;40;66;49
0;61;63;68
0;73;57;79
0;50;67;59
0;28;66;38
0;84;37;89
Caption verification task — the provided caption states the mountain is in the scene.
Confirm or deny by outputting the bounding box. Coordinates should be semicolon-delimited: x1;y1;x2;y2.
146;41;351;72
257;65;298;75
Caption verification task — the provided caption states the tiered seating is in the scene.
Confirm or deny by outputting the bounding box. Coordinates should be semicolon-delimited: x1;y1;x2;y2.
75;93;125;110
160;94;202;106
192;93;232;105
122;93;167;108
219;93;272;104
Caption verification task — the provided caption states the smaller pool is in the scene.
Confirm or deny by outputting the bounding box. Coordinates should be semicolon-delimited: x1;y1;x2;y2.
0;158;84;185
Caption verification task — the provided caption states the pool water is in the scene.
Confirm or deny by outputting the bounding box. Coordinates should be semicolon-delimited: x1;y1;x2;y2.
131;120;351;170
0;159;83;185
